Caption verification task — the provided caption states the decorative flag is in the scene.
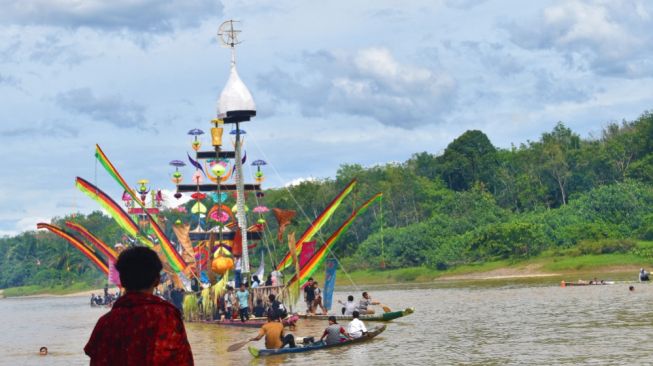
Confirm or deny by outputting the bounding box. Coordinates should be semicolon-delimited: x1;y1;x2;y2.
299;241;316;268
323;258;338;311
36;223;109;275
276;179;357;271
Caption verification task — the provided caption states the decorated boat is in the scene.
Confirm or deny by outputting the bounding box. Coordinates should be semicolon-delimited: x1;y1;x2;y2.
299;308;414;322
248;325;386;357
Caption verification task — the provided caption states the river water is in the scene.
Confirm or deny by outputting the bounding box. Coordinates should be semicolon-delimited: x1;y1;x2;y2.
1;281;652;365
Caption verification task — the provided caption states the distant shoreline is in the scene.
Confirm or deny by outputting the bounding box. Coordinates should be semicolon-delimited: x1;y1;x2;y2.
1;254;645;298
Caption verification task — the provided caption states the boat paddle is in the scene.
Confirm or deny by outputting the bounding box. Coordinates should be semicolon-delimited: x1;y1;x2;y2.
227;339;251;352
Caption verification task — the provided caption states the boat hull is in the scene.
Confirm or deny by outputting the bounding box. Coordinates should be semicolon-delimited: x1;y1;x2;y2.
249;325;386;357
299;307;414;322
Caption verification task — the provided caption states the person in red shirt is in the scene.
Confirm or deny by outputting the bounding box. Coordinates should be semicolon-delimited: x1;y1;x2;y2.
84;247;194;365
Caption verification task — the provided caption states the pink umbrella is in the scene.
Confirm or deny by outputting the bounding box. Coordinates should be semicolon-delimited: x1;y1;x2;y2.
253;205;269;213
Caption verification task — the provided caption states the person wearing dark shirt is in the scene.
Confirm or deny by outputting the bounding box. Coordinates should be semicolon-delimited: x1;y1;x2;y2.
84;247;194;365
265;274;273;286
303;278;316;314
253;298;266;318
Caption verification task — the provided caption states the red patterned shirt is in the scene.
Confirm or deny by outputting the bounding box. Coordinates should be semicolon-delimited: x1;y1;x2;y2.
84;292;194;365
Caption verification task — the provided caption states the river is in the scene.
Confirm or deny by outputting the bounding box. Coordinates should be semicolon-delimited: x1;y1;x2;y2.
1;281;652;365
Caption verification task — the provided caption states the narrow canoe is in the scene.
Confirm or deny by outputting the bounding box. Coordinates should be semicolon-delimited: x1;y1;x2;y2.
249;325;386;357
201;319;267;328
299;307;414;322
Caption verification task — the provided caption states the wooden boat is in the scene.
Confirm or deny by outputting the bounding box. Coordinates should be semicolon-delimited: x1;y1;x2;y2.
299;307;414;322
202;318;267;328
561;280;615;287
248;325;386;357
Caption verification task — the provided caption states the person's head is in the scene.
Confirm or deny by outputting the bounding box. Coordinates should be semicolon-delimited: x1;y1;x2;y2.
267;274;272;280
269;294;276;302
629;285;635;291
641;268;644;272
256;298;263;305
240;283;245;291
39;347;48;356
313;281;319;287
328;315;337;325
115;247;162;292
348;295;354;302
308;277;314;284
352;310;360;319
362;291;369;299
253;275;259;282
269;313;280;322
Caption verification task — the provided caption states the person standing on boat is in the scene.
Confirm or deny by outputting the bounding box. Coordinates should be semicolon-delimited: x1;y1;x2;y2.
320;316;351;345
639;268;649;282
304;278;316;314
312;281;327;315
347;311;368;339
358;292;380;315
84;246;194;365
236;283;250;322
265;274;273;286
249;313;296;349
223;286;235;320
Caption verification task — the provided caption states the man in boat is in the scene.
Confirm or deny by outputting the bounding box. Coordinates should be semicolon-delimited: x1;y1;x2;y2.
223;286;235;320
304;277;316;314
84;246;194;365
320;316;351;345
267;294;288;320
347;311;368;339
249;313;296;349
639;268;649;282
339;295;357;316
358;292;380;315
236;283;250;322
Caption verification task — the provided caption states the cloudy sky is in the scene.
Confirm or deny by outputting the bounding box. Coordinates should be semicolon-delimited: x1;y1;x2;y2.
1;0;652;236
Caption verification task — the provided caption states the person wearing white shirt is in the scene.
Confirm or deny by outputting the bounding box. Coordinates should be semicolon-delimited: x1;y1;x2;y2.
347;311;367;339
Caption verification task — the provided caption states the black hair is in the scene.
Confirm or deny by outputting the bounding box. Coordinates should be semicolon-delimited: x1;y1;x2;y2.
115;246;162;291
39;347;47;352
269;294;276;301
328;315;337;323
362;291;368;297
348;295;354;301
352;310;360;318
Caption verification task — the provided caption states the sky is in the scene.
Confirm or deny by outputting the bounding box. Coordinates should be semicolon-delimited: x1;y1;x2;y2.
0;0;652;236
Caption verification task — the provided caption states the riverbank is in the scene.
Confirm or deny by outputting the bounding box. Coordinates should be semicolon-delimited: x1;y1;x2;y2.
2;252;650;298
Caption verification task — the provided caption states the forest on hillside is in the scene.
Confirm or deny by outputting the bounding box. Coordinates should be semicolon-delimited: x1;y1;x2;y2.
1;111;652;289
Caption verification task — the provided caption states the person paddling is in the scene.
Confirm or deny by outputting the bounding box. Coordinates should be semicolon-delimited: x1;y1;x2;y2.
358;292;380;315
249;313;296;349
338;295;357;316
320;316;351;345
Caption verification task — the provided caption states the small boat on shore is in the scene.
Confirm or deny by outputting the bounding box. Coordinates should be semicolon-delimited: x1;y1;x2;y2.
248;325;386;357
202;318;267;328
299;308;414;322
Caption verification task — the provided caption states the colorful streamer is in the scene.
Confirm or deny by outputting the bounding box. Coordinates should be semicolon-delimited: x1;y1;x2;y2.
94;145;187;273
287;193;382;288
95;145;142;206
75;177;148;246
65;221;117;261
37;223;109;275
276;179;357;271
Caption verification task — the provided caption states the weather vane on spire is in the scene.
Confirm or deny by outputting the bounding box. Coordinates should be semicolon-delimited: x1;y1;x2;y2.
218;20;242;48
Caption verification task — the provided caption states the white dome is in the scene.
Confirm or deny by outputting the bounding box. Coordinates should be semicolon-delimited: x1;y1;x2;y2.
217;64;256;115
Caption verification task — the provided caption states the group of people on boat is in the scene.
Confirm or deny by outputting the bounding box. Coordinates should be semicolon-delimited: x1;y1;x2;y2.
90;285;119;307
303;278;327;314
339;291;380;315
249;310;370;351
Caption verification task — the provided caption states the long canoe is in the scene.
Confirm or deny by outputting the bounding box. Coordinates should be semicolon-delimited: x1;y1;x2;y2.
249;325;386;357
299;307;414;322
202;319;267;328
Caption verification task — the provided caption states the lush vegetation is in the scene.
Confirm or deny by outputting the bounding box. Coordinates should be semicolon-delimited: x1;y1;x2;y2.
1;111;652;290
